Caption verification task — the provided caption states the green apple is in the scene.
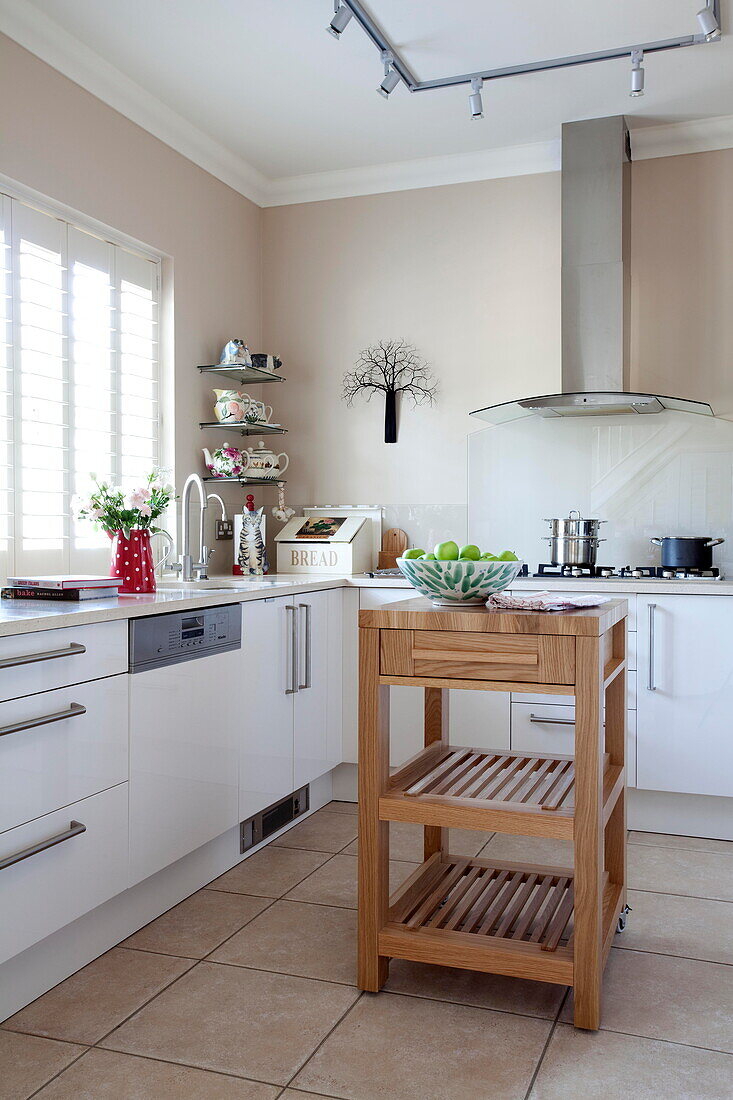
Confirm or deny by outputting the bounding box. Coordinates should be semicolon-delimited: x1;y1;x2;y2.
402;547;425;560
480;552;498;560
420;552;436;559
459;544;481;560
434;540;459;561
498;550;519;561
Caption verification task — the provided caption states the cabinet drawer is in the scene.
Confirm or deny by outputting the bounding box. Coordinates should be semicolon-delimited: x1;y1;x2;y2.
381;629;575;685
0;675;129;834
0;784;129;965
510;702;637;787
0;621;128;702
513;672;636;710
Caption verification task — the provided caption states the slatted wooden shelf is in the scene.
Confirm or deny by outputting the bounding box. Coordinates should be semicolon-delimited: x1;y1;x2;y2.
380;745;623;840
379;853;575;985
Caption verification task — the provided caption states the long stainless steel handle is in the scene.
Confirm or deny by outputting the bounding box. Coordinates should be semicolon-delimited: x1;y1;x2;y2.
285;604;299;695
298;603;312;690
0;702;86;740
0;642;86;671
0;820;86;872
647;602;657;691
529;714;575;727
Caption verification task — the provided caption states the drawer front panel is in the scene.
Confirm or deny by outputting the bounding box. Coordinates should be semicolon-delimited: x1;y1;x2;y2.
0;621;128;702
511;702;637;787
0;783;129;964
410;630;575;684
512;671;637;709
0;675;129;834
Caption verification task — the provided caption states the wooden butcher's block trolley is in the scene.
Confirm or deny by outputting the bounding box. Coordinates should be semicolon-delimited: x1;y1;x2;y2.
357;596;629;1030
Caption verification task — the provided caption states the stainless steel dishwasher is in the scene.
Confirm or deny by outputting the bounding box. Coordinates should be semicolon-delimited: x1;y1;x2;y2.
128;605;242;885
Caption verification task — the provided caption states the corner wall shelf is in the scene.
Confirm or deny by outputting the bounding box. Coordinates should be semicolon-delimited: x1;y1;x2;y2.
202;475;286;486
199;421;288;436
198;364;285;385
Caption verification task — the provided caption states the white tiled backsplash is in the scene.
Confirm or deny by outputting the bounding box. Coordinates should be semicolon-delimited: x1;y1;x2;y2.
468;410;733;573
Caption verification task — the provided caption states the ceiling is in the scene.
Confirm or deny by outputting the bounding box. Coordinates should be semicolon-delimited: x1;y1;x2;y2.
3;0;733;204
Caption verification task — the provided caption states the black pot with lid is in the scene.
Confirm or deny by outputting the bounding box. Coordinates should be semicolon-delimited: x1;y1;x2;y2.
650;536;725;570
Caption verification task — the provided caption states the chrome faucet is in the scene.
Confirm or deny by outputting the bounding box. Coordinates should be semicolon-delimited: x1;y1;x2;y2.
172;473;213;581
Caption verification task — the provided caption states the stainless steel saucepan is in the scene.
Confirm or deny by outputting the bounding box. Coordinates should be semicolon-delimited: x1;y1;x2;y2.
543;510;606;566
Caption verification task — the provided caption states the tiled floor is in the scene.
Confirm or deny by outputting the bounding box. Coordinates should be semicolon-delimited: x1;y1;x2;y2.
1;805;731;1099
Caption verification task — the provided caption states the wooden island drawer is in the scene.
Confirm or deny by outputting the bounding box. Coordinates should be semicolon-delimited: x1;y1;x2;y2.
380;629;575;685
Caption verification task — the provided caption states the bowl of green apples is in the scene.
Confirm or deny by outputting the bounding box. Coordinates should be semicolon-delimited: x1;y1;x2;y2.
396;542;522;606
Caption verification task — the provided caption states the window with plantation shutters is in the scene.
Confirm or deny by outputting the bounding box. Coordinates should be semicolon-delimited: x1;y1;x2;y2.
0;191;162;580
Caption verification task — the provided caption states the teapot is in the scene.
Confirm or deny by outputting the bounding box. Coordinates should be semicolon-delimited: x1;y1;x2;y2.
202;445;250;479
244;441;290;479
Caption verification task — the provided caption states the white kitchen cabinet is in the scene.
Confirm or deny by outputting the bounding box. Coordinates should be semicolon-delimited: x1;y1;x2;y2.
637;595;733;797
0;674;128;833
240;590;341;820
352;588;509;767
511;702;637;788
0;783;129;965
129;643;243;885
0;620;127;702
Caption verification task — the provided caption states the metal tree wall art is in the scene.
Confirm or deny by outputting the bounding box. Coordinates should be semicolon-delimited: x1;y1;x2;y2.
342;340;436;443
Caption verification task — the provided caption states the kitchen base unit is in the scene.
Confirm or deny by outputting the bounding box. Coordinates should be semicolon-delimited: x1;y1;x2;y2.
239;590;342;822
357;596;629;1031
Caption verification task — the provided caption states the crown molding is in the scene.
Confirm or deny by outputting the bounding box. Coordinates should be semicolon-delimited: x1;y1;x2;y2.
3;1;733;209
631;113;733;161
263;139;562;207
0;0;269;207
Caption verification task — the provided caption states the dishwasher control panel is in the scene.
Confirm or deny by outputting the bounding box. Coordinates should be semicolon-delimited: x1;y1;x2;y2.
129;604;242;671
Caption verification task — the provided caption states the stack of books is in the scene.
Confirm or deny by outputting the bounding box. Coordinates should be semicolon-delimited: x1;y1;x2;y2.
1;576;124;601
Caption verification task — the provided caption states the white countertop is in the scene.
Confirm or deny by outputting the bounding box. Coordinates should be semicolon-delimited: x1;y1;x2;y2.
1;570;732;637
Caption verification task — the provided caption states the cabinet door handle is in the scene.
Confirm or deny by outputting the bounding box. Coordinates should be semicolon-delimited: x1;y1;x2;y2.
0;820;86;872
647;602;657;692
285;604;299;695
529;714;575;727
0;642;86;671
298;603;312;690
0;702;86;739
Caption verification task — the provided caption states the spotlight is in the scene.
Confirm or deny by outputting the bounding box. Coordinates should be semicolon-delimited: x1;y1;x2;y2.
378;67;401;98
328;2;352;39
469;77;484;120
697;4;721;40
378;51;400;98
630;50;644;97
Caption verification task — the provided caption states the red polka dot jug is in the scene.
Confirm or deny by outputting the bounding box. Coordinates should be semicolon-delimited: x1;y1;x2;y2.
109;529;173;594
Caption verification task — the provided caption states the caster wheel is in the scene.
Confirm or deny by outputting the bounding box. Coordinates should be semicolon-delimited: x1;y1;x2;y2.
616;904;631;934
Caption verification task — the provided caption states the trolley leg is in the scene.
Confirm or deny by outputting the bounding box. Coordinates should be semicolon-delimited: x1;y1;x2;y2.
605;620;628;922
423;688;449;861
358;627;390;990
573;635;604;1030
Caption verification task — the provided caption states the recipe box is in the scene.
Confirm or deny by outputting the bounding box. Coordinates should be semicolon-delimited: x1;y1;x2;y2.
275;514;372;574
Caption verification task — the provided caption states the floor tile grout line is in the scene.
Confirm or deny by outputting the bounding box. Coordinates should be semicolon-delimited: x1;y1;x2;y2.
627;886;732;903
195;897;281;965
25;1044;92;1100
613;944;733;966
592;1024;733;1058
281;991;365;1094
521;987;569;1100
88;958;203;1050
628;840;733;855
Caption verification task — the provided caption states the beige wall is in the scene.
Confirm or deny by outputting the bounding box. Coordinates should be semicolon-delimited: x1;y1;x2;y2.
631;148;733;418
0;33;261;562
262;176;561;531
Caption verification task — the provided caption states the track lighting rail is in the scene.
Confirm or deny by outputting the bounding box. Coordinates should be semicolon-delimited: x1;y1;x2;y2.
332;0;721;99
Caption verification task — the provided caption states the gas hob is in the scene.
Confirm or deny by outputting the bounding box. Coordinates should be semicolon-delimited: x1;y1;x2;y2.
530;564;724;581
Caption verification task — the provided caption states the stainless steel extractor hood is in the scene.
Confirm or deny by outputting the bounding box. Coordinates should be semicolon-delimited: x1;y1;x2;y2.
471;116;714;425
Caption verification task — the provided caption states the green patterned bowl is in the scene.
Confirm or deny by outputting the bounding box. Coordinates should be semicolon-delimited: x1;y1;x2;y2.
396;557;523;606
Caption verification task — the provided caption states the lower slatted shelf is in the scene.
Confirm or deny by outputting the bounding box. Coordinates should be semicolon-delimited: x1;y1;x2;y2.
380;853;576;986
389;854;574;952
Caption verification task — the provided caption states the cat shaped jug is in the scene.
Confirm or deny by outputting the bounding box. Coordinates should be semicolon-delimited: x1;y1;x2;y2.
238;506;268;576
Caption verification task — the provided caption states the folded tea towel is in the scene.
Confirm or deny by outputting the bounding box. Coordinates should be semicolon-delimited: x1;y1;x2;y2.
487;591;611;613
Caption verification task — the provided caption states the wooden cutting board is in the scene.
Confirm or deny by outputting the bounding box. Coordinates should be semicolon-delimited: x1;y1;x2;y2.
378;528;409;569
